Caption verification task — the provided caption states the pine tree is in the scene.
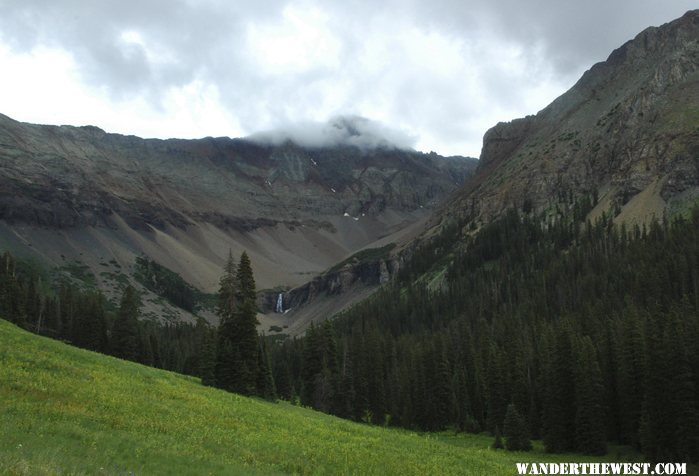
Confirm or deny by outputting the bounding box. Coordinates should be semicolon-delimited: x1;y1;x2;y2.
663;313;699;463
640;314;670;462
215;251;239;392
214;251;261;396
0;252;26;327
574;337;607;455
257;337;276;400
274;354;294;401
542;326;576;453
111;285;141;361
503;403;532;451
149;333;162;368
337;343;356;419
72;292;108;352
199;330;217;386
234;252;259;395
486;343;508;433
434;349;453;430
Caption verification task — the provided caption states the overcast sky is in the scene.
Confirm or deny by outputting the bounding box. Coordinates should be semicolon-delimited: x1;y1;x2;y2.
0;1;695;157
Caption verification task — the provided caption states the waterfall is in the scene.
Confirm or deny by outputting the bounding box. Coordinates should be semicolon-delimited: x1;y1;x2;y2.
276;293;284;313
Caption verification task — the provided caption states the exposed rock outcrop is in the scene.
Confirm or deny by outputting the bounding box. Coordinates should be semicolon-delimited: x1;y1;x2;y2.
260;255;399;314
447;10;699;226
0;115;476;231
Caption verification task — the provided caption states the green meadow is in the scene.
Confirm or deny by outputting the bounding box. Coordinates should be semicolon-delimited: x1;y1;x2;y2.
0;319;640;475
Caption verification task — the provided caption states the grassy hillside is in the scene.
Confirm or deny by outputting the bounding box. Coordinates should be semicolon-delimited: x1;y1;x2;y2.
0;319;638;475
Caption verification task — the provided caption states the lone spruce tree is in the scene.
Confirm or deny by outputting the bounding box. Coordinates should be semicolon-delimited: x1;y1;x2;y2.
234;252;259;395
215;252;240;392
214;251;261;396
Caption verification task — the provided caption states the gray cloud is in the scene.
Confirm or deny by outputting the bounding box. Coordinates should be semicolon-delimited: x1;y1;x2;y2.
408;0;697;75
0;1;695;156
248;115;416;150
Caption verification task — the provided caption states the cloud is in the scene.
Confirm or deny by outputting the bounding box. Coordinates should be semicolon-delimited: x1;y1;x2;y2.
248;115;417;150
0;1;695;157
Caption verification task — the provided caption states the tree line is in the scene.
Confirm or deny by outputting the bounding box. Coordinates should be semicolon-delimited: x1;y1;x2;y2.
2;196;697;462
0;253;215;374
269;199;699;463
0;250;274;400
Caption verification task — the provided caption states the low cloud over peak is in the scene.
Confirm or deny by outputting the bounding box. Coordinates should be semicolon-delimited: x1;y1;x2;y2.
0;1;695;157
247;115;416;151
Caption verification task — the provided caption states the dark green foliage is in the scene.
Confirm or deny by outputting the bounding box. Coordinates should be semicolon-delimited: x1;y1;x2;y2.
327;243;396;274
234;252;260;395
0;252;26;328
486;344;508;433
542;326;576;453
574;337;606;455
72;291;109;353
111;285;141;362
213;251;265;397
134;256;214;312
492;426;504;449
257;338;277;400
503;403;531;451
0;251;219;381
270;199;699;462
199;329;217;387
215;252;240;392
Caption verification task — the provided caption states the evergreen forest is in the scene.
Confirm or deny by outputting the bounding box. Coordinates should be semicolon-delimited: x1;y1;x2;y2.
2;198;698;462
270;200;699;462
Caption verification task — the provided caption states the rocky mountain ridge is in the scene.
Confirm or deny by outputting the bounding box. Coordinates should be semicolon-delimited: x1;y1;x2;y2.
0;114;474;231
445;9;699;227
0;113;475;327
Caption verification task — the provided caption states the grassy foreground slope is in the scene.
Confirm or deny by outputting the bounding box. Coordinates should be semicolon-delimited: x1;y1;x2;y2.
1;319;636;475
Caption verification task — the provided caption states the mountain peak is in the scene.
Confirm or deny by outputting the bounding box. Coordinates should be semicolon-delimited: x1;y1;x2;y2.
451;9;699;227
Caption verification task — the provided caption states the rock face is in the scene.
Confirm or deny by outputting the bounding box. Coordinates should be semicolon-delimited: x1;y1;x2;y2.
449;10;699;226
0;114;475;302
260;255;399;314
0;116;475;231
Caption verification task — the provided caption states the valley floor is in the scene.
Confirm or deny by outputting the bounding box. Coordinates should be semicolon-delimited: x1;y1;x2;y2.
0;319;641;475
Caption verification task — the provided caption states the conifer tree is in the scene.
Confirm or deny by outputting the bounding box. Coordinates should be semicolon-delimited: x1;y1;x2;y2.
111;285;141;361
215;251;239;392
640;314;669;462
574;337;607;455
663;314;699;463
214;251;261;396
0;252;26;328
257;337;276;400
486;343;508;432
199;330;217;386
337;344;356;419
149;333;162;368
68;292;108;352
233;252;259;395
542;326;576;453
503;403;532;451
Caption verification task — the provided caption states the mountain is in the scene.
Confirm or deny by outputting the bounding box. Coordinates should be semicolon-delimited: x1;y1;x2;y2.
299;10;699;334
265;12;699;462
443;9;699;228
0;113;475;322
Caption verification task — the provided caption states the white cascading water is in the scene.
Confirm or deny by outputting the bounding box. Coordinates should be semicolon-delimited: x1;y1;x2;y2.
276;293;284;313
